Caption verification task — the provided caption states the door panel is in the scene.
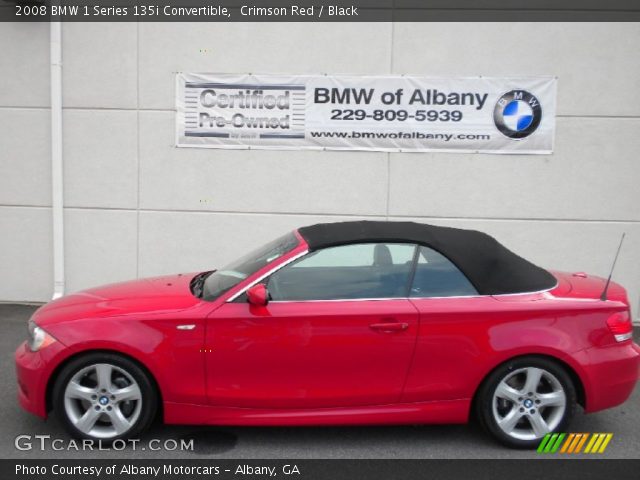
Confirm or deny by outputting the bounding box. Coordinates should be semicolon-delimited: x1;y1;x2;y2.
206;299;419;409
402;296;504;403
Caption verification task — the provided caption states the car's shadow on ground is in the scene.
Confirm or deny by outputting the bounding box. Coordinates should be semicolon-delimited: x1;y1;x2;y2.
153;422;497;457
31;414;500;458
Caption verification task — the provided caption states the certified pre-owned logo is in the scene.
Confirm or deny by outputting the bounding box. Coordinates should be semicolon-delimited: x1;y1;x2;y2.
493;90;542;139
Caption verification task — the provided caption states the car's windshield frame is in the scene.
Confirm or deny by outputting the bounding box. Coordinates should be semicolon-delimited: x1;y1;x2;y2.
201;231;300;301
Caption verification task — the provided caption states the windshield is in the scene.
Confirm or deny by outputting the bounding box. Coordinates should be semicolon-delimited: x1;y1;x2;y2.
201;231;299;301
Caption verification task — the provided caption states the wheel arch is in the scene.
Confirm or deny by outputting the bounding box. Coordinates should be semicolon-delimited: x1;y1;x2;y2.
45;348;164;420
470;353;586;418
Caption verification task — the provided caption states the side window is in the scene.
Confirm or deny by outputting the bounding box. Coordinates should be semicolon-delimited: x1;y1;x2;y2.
410;246;478;298
268;243;416;301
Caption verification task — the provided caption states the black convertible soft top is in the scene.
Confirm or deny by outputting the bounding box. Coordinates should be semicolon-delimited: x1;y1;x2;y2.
297;221;557;295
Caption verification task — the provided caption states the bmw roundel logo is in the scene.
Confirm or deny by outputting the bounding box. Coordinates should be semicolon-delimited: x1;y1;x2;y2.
493;90;542;139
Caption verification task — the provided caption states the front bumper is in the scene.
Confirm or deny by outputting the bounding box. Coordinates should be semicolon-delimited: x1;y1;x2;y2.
15;340;65;419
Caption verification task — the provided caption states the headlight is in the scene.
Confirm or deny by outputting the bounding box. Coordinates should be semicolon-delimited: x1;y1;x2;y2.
27;319;57;352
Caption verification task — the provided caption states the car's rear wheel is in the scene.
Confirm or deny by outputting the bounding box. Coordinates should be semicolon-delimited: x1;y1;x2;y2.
477;356;577;448
52;353;157;441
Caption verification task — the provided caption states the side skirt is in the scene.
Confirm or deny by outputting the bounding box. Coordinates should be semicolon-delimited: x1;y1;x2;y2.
163;399;470;426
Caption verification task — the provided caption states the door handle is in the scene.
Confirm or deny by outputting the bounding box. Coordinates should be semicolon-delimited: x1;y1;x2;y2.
369;322;409;332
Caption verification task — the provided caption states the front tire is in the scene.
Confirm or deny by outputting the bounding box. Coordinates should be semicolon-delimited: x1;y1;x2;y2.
476;356;577;448
52;353;157;441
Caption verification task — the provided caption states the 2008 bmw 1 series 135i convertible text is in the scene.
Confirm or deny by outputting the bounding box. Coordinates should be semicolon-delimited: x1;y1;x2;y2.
15;221;640;448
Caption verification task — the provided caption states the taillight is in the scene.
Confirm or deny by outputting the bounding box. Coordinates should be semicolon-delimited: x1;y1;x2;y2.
606;311;633;342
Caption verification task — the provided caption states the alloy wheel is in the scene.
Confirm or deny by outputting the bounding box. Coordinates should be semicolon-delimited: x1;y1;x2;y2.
491;367;567;441
63;363;142;439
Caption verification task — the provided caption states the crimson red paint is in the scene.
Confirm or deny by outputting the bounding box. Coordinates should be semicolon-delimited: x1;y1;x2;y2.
14;229;640;442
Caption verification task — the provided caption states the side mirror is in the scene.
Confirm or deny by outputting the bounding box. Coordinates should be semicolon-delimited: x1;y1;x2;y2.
247;283;269;306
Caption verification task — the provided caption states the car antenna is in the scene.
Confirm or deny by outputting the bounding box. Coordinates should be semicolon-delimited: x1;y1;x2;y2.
600;232;626;301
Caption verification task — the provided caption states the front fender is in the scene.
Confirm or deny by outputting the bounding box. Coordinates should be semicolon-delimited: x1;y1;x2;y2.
43;316;206;409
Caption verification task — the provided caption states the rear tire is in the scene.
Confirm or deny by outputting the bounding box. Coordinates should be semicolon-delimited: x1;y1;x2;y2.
52;352;157;442
476;356;577;449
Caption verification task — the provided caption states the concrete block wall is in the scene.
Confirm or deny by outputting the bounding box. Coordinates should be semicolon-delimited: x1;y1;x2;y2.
0;22;639;321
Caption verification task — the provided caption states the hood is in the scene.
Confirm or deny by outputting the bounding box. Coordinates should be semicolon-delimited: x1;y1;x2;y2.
34;273;202;328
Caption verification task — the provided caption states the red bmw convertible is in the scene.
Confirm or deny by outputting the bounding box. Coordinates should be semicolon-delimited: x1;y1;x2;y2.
15;221;639;448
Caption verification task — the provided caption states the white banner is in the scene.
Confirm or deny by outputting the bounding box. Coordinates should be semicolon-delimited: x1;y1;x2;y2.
176;73;556;154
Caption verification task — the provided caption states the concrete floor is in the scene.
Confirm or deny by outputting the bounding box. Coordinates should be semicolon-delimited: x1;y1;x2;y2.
1;304;638;459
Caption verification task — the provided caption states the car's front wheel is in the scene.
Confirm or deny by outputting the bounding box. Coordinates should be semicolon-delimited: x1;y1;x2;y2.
52;353;157;441
477;356;577;448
